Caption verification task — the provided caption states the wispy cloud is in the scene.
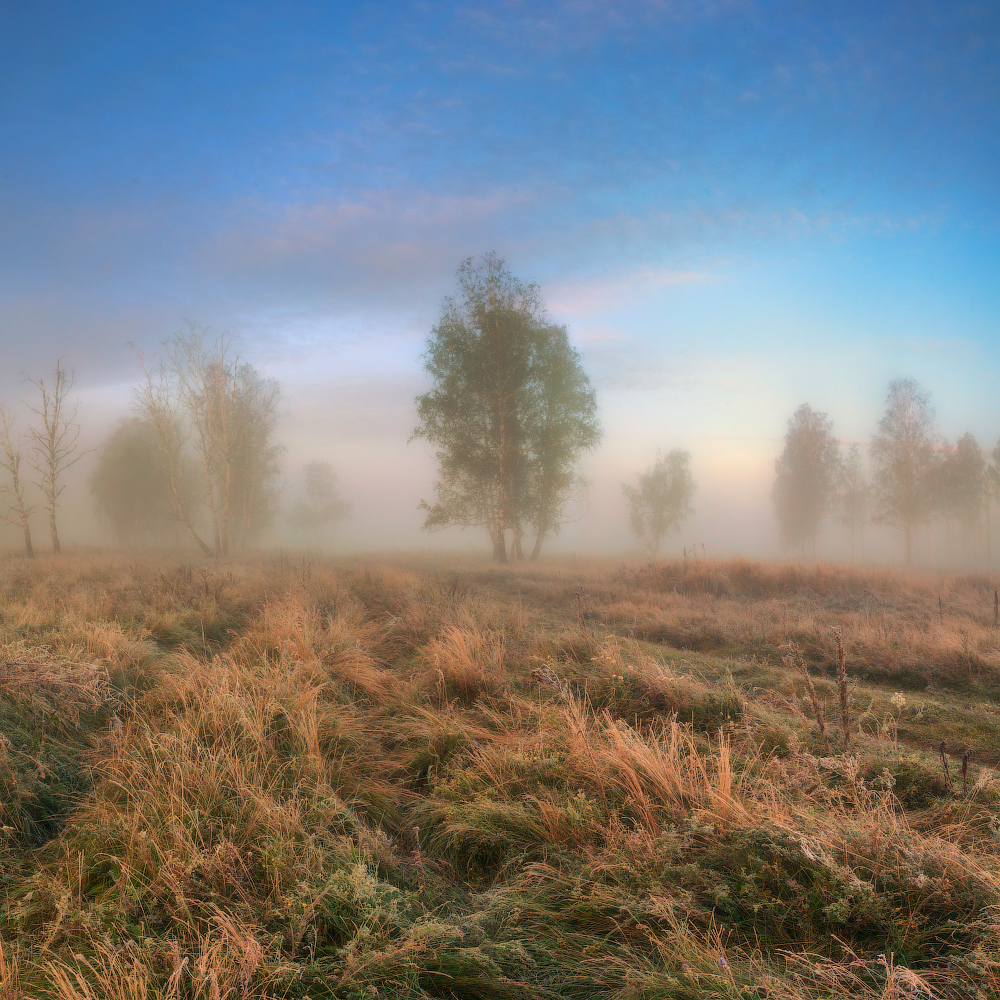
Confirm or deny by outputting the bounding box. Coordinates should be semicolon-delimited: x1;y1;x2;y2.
546;265;708;316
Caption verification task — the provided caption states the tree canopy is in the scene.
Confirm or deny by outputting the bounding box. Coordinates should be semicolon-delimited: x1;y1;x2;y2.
412;254;600;561
90;417;194;546
622;449;696;557
771;404;840;557
870;378;937;565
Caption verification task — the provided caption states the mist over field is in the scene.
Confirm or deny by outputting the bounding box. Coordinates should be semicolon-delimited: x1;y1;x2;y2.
2;3;998;566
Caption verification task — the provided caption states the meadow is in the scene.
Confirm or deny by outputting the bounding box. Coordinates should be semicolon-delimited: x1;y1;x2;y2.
0;552;999;998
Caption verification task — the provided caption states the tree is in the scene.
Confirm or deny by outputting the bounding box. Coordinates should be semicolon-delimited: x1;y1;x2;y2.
0;406;35;557
622;449;696;557
837;443;869;563
134;328;282;556
987;439;1000;569
168;330;281;554
90;417;195;546
870;378;937;566
413;254;599;562
521;325;601;559
25;360;85;554
934;433;986;561
288;462;350;550
223;361;283;549
135;351;213;556
771;404;840;558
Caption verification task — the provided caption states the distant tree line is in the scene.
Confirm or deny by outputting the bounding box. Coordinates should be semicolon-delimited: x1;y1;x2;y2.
6;259;993;569
0;328;351;557
773;378;999;565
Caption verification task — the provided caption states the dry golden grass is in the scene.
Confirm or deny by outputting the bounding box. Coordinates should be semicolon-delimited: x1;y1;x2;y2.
0;551;998;998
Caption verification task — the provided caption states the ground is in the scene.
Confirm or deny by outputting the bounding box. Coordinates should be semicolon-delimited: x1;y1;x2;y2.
0;552;998;998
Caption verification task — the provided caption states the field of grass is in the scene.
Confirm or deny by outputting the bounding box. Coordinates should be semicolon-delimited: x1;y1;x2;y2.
0;552;999;998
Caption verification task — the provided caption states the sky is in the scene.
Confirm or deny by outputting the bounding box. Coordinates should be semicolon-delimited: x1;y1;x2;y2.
1;0;998;555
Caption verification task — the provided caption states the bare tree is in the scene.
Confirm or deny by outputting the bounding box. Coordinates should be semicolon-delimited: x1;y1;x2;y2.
167;330;230;555
134;352;214;556
0;406;35;557
133;329;281;557
165;329;281;555
25;360;86;554
226;362;282;550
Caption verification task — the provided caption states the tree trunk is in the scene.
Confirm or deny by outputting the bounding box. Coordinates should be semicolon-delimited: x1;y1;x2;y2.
493;533;508;563
188;525;214;558
530;532;544;560
512;527;523;561
22;518;33;559
49;505;60;555
167;473;213;557
905;524;912;567
987;502;992;570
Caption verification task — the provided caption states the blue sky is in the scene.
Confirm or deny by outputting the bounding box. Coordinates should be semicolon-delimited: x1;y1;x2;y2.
1;0;998;550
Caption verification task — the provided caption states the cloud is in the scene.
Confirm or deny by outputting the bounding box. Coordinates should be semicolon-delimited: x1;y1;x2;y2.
546;265;708;316
583;337;766;392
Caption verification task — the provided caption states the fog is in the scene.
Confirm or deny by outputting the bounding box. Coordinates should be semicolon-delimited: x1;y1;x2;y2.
2;3;997;567
0;341;994;571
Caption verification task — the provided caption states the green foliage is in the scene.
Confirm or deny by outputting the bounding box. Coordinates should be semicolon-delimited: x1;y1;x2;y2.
413;254;600;561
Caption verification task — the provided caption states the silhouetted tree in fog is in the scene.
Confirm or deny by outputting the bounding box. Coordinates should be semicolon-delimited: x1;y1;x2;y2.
870;378;937;566
413;254;599;561
987;439;1000;569
167;330;282;555
934;433;986;559
0;406;35;557
836;443;869;562
90;417;196;546
25;360;85;554
224;361;283;548
288;461;350;550
622;449;695;557
771;404;840;558
135;352;213;556
134;328;282;556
